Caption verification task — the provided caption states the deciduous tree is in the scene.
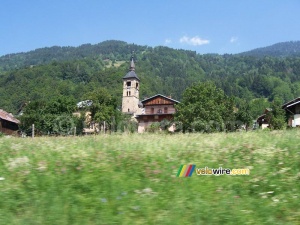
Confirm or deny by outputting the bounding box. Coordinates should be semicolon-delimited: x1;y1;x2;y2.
266;98;286;130
175;82;235;132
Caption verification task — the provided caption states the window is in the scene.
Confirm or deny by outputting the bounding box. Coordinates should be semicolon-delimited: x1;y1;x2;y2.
136;83;139;88
157;109;162;114
164;107;168;113
128;108;130;112
127;81;131;87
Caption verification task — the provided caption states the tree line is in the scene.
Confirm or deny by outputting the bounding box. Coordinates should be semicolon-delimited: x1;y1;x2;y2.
19;81;286;136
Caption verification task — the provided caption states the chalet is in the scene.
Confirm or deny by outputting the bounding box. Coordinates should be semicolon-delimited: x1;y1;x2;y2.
0;109;20;135
256;108;272;129
136;94;180;133
282;97;300;127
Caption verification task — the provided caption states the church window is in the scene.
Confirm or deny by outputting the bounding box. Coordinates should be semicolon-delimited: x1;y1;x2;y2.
127;81;131;87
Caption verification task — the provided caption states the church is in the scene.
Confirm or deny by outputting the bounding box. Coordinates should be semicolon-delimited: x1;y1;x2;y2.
121;57;179;133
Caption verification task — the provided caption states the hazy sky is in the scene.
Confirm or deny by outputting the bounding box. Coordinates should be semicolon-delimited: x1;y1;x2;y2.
1;0;300;56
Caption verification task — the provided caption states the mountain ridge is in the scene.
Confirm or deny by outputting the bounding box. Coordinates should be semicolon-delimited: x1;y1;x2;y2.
1;40;300;73
238;41;300;57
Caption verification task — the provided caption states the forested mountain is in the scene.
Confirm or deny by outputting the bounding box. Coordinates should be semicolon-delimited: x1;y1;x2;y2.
1;40;300;120
0;40;148;73
239;41;300;57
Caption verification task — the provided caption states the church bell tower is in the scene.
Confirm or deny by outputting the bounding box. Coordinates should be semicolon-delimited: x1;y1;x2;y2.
121;57;141;115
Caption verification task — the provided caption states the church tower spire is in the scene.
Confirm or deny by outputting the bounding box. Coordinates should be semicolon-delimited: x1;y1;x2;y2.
129;56;135;71
121;56;141;115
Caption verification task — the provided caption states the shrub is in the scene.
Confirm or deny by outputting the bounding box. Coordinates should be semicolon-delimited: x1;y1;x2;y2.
146;122;160;133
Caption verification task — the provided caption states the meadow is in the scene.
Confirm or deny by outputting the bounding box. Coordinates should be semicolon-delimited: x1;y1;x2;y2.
0;130;299;225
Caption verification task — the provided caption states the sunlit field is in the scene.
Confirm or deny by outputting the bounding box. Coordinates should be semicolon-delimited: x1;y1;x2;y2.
0;130;300;225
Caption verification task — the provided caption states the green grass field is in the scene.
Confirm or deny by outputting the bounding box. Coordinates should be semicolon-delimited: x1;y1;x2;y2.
0;130;300;224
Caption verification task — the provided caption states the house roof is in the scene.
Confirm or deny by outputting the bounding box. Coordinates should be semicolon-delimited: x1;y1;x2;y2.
136;113;174;117
282;97;300;109
141;94;180;104
0;109;20;124
257;107;273;122
285;100;300;109
257;113;266;120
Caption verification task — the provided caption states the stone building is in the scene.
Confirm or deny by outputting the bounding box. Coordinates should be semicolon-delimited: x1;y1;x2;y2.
121;57;142;116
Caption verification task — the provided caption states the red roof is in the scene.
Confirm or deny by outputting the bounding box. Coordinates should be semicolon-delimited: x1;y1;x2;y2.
0;109;20;124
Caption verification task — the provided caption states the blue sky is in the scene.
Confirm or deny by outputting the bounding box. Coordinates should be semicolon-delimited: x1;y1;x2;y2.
1;0;300;56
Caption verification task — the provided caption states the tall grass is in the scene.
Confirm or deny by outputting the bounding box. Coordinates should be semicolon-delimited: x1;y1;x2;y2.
0;130;299;224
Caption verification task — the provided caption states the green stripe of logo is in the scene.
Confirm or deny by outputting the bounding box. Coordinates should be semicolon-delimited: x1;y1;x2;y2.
176;165;184;177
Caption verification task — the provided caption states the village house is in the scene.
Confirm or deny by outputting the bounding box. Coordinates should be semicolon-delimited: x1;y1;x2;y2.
121;57;179;133
256;108;272;129
282;97;300;127
257;97;300;128
0;109;20;135
135;94;179;132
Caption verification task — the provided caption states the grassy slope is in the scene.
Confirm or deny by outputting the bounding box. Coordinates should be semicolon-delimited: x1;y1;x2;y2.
0;131;300;225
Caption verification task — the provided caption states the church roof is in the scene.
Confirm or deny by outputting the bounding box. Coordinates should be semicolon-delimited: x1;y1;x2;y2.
123;71;140;80
123;57;140;81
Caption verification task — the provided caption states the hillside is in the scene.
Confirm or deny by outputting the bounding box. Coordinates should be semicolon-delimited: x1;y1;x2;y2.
2;40;300;73
1;40;300;119
239;41;300;57
0;40;148;73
